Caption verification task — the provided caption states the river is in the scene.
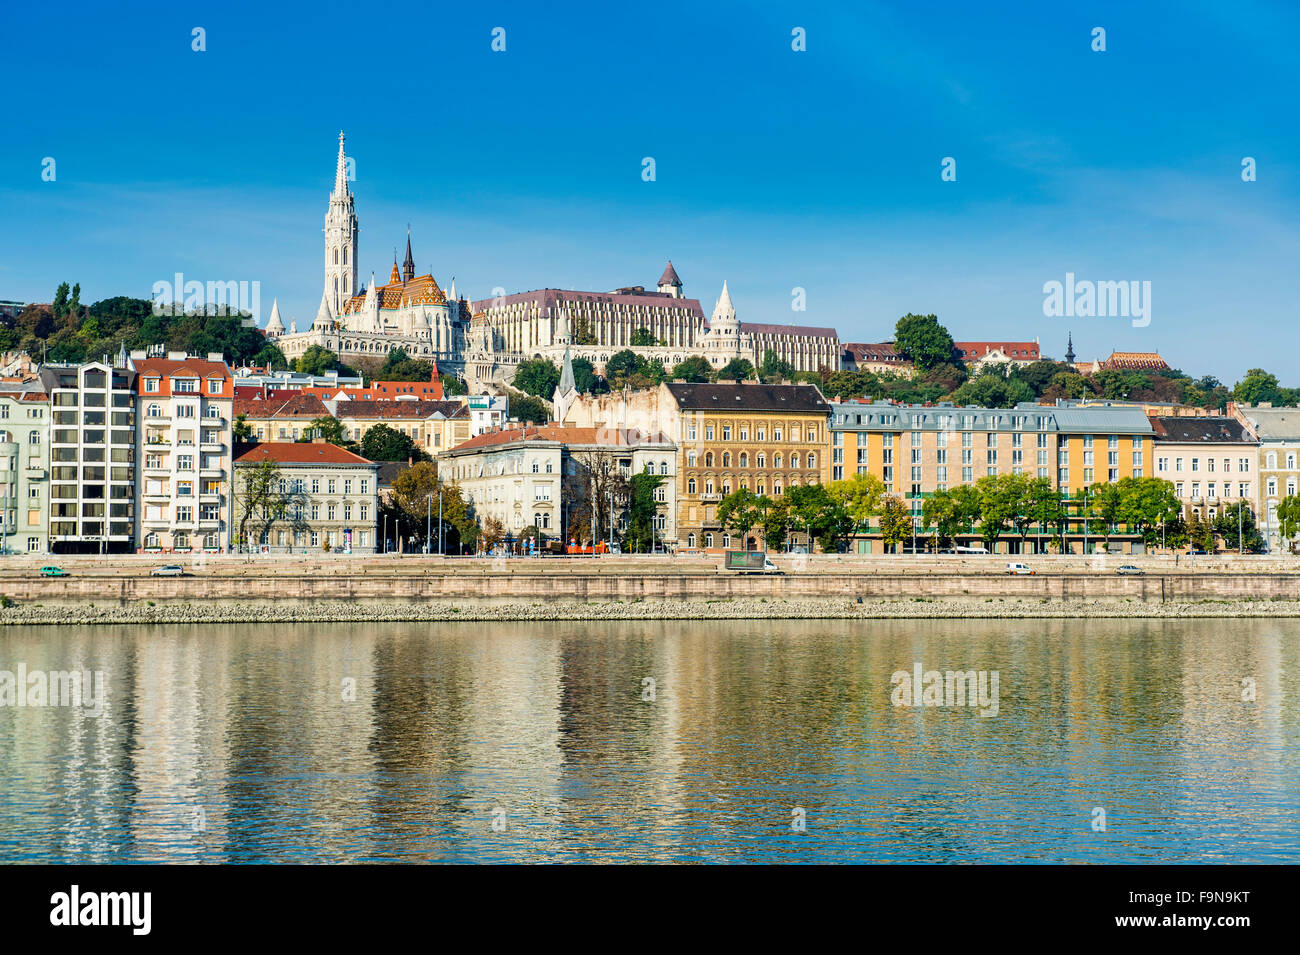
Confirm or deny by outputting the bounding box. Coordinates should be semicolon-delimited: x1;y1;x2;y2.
1;619;1297;863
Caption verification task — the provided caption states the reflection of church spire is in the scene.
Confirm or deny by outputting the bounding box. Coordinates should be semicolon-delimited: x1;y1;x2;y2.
402;227;415;283
1065;331;1076;365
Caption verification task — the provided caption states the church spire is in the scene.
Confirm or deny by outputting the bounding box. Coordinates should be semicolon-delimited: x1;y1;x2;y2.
402;227;415;283
1065;331;1076;365
333;130;349;197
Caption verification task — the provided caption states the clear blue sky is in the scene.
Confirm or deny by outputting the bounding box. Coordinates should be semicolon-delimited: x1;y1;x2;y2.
2;0;1296;382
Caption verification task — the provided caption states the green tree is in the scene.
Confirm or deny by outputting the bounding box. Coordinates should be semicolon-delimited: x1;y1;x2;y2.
1213;502;1265;553
1086;481;1125;546
878;496;913;553
52;283;70;320
670;355;714;382
232;413;253;442
296;345;340;376
828;473;885;533
922;488;978;551
758;349;795;383
1117;476;1182;547
894;313;955;371
379;346;438;382
625;472;665;552
1232;369;1286;406
973;474;1020;550
303;415;348;446
629;327;660;346
716;357;755;381
507;391;549;424
760;495;789;551
360;423;429;462
512;358;561;397
1276;494;1300;551
571;357;606;394
717;488;767;549
605;349;647;387
254;343;289;370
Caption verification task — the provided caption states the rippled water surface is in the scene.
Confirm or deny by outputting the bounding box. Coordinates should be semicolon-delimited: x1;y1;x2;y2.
1;618;1298;863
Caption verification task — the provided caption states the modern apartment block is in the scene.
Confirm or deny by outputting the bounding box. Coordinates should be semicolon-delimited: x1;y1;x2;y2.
829;399;1154;554
38;361;137;553
233;442;379;553
132;352;235;553
0;379;50;554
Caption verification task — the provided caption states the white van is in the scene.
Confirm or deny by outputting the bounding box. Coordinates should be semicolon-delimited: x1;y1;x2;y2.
1006;562;1034;575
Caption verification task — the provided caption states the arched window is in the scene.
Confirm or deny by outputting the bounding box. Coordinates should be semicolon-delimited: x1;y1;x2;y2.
687;451;696;467
659;461;669;475
739;452;748;468
705;479;715;495
757;453;766;468
688;533;696;548
774;454;783;468
688;478;697;494
722;452;731;467
705;452;714;467
1267;452;1277;468
791;453;800;469
807;452;816;468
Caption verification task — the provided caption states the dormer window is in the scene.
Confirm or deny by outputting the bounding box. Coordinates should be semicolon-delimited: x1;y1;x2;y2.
144;378;160;393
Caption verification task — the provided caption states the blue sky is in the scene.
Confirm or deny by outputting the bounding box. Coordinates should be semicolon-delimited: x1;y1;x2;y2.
2;0;1296;382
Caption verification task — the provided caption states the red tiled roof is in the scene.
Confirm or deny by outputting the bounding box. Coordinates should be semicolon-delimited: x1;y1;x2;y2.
953;341;1041;360
235;442;376;467
1102;351;1170;371
844;342;906;362
234;394;331;419
658;261;681;286
133;357;233;396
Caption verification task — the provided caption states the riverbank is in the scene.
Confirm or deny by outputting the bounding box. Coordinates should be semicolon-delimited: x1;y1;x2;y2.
6;595;1300;625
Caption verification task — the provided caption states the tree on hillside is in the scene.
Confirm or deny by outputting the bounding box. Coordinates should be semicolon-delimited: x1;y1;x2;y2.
505;389;549;424
512;358;561;397
629;327;661;346
571;357;606;394
296;345;343;376
894;313;955;370
717;357;756;382
379;347;438;383
670;355;713;382
759;349;795;383
1232;369;1286;406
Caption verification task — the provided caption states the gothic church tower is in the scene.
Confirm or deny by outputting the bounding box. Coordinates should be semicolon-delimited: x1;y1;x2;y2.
324;131;359;316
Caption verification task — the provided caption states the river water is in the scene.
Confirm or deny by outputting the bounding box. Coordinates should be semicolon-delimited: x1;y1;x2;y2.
1;619;1297;863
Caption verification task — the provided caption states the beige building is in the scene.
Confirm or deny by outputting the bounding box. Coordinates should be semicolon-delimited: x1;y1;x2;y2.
234;442;379;553
439;423;676;547
1149;416;1258;533
1231;404;1300;551
333;400;469;456
0;380;50;554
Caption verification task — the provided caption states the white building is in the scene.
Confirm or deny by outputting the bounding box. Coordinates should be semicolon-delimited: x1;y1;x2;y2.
132;352;235;554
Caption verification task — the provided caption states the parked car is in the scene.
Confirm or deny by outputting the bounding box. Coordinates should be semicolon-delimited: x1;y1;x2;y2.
1116;565;1144;575
1006;562;1034;575
39;566;67;577
151;564;186;577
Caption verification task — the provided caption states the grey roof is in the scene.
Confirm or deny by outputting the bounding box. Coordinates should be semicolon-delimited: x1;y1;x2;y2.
1149;416;1254;444
1237;406;1300;441
666;381;828;413
829;399;1153;435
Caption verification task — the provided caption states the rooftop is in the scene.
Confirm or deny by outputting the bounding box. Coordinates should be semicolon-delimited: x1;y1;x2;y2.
665;381;829;413
235;442;377;467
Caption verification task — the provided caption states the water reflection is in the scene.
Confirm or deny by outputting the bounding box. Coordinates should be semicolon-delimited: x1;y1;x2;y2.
1;619;1297;863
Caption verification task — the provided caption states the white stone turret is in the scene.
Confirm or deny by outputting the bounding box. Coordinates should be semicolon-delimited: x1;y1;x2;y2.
324;130;359;316
265;298;285;337
313;287;335;330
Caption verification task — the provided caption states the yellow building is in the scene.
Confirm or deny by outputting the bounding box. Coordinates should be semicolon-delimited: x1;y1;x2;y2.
830;399;1155;554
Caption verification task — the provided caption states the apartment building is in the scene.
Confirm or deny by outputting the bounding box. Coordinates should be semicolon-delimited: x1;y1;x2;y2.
1149;415;1258;527
0;380;50;554
38;361;137;553
1231;404;1300;551
439;424;676;544
829;400;1154;554
133;352;235;553
233;442;379;553
234;394;331;442
333;400;469;456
